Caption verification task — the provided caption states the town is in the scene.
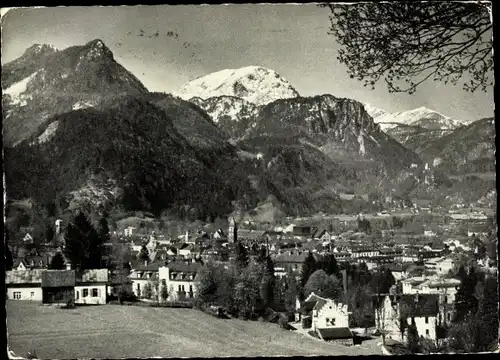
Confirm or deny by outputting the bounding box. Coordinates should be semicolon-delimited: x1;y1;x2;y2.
6;198;498;355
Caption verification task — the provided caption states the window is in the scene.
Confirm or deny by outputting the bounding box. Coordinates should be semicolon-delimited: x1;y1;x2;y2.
447;313;451;321
83;289;89;297
13;292;21;299
425;329;429;336
189;285;193;293
92;288;99;297
178;285;182;292
30;292;35;297
425;317;428;324
444;296;448;303
76;291;79;300
161;279;166;286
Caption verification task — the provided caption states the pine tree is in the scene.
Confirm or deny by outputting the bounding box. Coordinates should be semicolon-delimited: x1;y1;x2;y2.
49;252;66;269
235;241;249;270
45;225;55;244
407;322;420;353
138;245;150;262
477;276;499;351
300;251;317;287
320;253;340;277
63;223;85;270
98;217;110;243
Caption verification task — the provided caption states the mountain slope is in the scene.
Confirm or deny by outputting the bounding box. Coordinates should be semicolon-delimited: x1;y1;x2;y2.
173;66;299;106
418;118;496;174
4;97;260;219
189;95;260;138
2;39;148;146
364;104;463;131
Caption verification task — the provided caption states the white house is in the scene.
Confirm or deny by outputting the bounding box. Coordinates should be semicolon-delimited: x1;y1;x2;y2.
158;262;201;302
374;294;439;342
23;233;33;243
129;262;161;299
5;270;45;301
75;269;108;305
124;226;136;237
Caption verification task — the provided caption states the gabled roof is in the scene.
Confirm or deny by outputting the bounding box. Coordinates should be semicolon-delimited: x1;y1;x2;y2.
6;269;45;284
313;298;327;311
41;270;76;288
132;262;163;272
317;327;353;340
166;261;202;273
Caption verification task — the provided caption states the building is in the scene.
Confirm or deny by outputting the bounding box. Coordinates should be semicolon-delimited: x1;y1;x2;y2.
41;270;76;304
292;225;317;237
75;269;109;305
298;293;353;345
374;294;439;342
272;252;312;277
313;228;332;242
158;261;201;301
124;226;136;237
23;233;34;243
129;262;162;299
5;270;45;301
55;219;63;235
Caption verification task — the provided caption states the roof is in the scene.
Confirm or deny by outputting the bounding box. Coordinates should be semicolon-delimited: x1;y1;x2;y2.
132;262;163;272
41;270;76;287
272;252;313;264
400;294;439;317
300;293;326;313
317;327;353;340
237;229;266;240
6;270;45;284
166;261;202;273
313;298;327;311
77;269;109;283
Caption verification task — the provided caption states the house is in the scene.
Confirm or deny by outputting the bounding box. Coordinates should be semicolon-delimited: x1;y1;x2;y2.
373;293;439;342
292;225;317;237
298;293;353;345
75;269;108;305
41;270;76;304
272;252;313;277
130;239;143;252
129;262;162;299
5;270;45;301
13;255;51;271
213;228;225;240
416;277;460;324
158;261;201;302
23;233;33;243
124;226;136;237
313;228;332;242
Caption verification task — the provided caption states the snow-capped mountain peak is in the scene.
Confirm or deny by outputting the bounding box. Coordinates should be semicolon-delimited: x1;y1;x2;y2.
174;65;299;106
364;103;464;130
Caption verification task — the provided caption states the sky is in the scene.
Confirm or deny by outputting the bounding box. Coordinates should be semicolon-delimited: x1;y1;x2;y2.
1;5;495;122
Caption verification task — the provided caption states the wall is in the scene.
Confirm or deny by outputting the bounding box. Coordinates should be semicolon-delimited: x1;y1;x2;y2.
131;279;158;299
407;316;437;340
75;284;107;304
158;266;198;302
7;287;42;301
312;301;349;332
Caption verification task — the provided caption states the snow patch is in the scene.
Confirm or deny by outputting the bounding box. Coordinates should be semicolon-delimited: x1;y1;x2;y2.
3;72;38;106
37;121;59;144
174;66;299;106
72;101;94;110
358;132;366;156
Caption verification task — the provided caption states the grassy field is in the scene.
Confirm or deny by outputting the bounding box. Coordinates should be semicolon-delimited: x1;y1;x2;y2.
7;301;381;358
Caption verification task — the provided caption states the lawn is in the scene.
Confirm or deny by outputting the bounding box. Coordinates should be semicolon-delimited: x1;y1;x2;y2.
7;301;381;358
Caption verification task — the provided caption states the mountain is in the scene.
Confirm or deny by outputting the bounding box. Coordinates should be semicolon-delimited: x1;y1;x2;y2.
2;39;148;146
173;66;299;106
189;95;260;139
5;96;260;219
364;104;463;131
417;118;496;174
384;124;451;155
247;95;421;170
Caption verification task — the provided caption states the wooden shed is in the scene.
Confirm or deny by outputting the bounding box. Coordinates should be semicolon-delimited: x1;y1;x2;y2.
41;270;76;304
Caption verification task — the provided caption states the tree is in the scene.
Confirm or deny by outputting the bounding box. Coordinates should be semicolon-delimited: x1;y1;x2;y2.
63;212;104;270
322;2;493;94
371;268;395;295
98;216;110;244
318;253;340;277
407;322;421;353
455;266;479;321
138;245;150;263
259;256;276;309
235;241;249;270
160;284;169;303
476;276;499;351
45;225;55;244
49;252;66;269
143;282;153;300
304;269;343;300
300;251;318;288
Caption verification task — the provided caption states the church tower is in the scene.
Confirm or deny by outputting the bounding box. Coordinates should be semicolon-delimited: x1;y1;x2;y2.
228;217;238;243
